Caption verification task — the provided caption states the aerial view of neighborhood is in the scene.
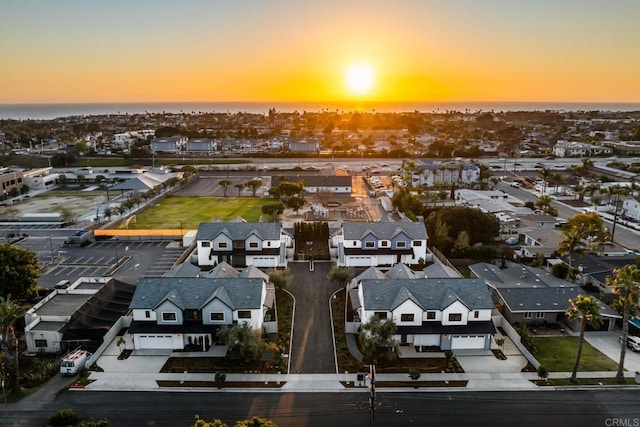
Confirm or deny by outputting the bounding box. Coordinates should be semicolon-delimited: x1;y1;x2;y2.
2;1;640;427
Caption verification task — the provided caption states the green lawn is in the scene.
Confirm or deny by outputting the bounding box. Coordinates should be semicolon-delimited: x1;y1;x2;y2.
532;336;619;372
127;196;270;229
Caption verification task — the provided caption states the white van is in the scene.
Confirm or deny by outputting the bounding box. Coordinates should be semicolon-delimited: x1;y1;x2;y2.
625;336;640;352
60;349;90;375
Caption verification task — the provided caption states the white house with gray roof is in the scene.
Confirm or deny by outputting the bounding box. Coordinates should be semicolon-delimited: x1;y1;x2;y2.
358;278;495;351
128;277;267;350
335;220;428;267
196;222;291;268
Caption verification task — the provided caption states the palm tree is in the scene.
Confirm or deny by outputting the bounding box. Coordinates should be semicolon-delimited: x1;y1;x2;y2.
0;296;26;396
606;265;640;383
538;167;553;195
557;226;585;268
566;294;602;383
218;179;232;197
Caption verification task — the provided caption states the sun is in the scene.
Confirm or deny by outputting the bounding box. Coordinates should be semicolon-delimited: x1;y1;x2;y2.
344;63;375;96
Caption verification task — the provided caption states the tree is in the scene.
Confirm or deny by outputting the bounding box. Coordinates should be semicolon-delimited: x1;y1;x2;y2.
0;296;26;396
268;268;292;291
218;179;232;197
359;315;399;365
261;202;284;221
216;322;262;363
566;294;602;383
328;265;355;288
538;167;553;195
408;368;421;388
235;182;246;197
235;417;277;427
246;179;262;197
215;371;227;389
0;244;39;300
557;226;585;268
606;264;640;383
285;196;305;215
193;416;228;427
535;194;557;216
537;365;549;383
46;408;80;427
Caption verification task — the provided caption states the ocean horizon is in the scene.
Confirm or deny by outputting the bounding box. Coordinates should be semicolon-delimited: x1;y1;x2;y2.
1;101;639;120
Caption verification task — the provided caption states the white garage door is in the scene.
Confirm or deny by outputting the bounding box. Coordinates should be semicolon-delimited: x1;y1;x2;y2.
451;335;486;350
138;335;174;349
347;256;373;267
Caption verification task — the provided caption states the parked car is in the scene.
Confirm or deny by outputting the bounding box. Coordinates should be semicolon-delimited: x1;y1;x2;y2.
60;349;91;375
625;336;640;352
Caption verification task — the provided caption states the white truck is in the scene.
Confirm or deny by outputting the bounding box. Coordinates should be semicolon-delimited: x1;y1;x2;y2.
60;349;90;375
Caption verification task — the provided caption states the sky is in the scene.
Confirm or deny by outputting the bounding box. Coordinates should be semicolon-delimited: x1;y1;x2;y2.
1;0;639;104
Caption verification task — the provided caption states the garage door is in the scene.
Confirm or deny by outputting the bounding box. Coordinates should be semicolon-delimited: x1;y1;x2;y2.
347;256;373;267
138;335;174;349
451;335;486;350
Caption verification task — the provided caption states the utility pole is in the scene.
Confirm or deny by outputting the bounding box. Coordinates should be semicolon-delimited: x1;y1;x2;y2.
611;192;620;242
368;364;376;427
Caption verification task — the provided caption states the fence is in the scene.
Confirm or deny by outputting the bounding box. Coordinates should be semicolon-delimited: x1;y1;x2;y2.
492;315;540;369
86;316;132;368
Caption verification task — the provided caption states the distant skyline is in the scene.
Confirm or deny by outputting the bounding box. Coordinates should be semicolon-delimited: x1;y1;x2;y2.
1;0;639;104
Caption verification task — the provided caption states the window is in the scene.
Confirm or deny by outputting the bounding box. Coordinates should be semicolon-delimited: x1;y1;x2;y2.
448;313;462;322
373;312;387;320
267;242;271;247
162;312;177;322
524;312;533;319
426;311;436;320
210;312;224;321
249;242;258;248
396;241;407;248
413;240;422;247
35;339;47;348
145;310;151;318
218;242;228;248
400;313;414;322
238;310;251;319
380;241;389;247
234;241;244;248
536;312;544;319
201;241;210;247
474;310;480;319
353;242;357;246
365;241;375;248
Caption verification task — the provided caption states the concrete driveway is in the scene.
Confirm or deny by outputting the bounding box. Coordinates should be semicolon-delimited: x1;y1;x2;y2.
456;332;529;373
585;331;640;373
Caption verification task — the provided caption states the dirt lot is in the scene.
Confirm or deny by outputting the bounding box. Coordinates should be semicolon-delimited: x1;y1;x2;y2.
0;189;108;222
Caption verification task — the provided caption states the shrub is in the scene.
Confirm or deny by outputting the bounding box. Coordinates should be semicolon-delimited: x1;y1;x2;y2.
47;408;80;426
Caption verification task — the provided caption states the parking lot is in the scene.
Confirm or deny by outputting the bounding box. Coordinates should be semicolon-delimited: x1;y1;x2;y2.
20;239;190;288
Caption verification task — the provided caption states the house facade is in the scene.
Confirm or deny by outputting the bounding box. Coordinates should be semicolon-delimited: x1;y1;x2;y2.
335;220;428;267
406;158;480;187
358;278;495;350
150;136;188;153
622;196;640;222
196;222;290;268
553;140;612;157
128;277;267;350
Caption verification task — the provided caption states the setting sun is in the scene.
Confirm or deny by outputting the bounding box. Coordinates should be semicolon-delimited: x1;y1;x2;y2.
344;63;375;96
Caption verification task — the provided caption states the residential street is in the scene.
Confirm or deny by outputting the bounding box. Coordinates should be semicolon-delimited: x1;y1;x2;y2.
287;261;342;374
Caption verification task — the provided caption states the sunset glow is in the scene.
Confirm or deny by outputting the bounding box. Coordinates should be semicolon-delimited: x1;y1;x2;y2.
0;1;639;104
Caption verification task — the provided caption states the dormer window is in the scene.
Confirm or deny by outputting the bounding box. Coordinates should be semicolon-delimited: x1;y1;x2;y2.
448;313;462;322
249;242;258;248
218;242;228;249
162;312;177;322
396;241;407;248
400;314;414;321
380;241;389;247
365;241;375;248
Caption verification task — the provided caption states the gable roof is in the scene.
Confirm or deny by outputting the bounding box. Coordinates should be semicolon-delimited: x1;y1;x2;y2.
343;220;428;241
204;261;239;278
130;277;264;311
239;265;270;280
164;262;201;278
196;222;281;241
385;263;419;280
361;278;493;312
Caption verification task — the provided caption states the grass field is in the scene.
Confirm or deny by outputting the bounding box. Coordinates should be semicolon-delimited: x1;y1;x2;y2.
532;336;619;372
126;196;270;229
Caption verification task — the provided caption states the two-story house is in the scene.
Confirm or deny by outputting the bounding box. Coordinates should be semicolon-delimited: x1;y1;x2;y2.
196;222;291;268
358;278;495;351
334;220;428;267
128;277;267;350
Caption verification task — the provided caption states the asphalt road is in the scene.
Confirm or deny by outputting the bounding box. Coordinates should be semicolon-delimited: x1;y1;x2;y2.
2;389;640;427
288;261;342;374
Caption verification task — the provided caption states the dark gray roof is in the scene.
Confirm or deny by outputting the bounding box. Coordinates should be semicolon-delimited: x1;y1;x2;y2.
343;220;428;241
496;286;619;317
196;222;281;241
385;263;419;280
469;262;569;288
164;262;201;278
361;278;493;311
130;277;264;311
271;175;351;187
204;261;239;278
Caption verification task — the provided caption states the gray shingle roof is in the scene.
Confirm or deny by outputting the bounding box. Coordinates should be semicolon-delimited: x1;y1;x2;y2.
164;262;201;278
343;221;428;240
385;263;419;279
196;222;281;241
130;277;264;311
361;278;493;311
204;261;239;278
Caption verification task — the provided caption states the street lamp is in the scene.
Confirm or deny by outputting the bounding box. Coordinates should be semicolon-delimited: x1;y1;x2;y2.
48;235;54;263
113;237;120;264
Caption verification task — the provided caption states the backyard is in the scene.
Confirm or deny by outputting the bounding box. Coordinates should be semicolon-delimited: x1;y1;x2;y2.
125;196;271;229
532;336;619;372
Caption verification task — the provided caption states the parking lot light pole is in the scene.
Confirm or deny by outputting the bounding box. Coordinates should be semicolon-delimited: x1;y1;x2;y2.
113;237;120;264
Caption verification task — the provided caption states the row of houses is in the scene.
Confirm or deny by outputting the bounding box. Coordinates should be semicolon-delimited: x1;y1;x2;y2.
149;136;320;154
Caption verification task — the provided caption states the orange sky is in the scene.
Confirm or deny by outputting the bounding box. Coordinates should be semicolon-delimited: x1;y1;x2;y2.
1;1;639;104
